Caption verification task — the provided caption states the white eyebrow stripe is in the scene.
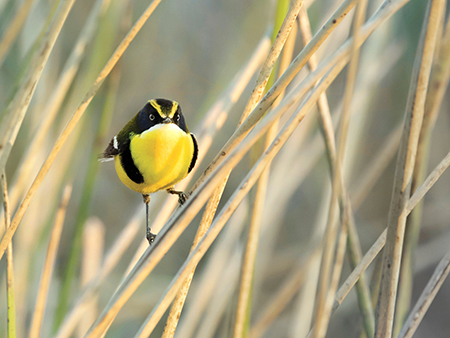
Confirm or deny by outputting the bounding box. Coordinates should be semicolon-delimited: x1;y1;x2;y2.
113;135;119;150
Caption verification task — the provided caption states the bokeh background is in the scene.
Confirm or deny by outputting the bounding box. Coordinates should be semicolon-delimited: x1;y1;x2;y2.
0;0;449;337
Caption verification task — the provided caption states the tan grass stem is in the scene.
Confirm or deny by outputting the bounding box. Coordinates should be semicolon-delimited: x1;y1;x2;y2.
0;0;164;262
233;5;298;337
2;172;16;337
395;15;450;334
55;215;141;338
333;143;450;316
7;0;109;210
162;2;300;335
78;218;105;337
175;203;249;338
247;116;402;338
313;1;373;337
406;149;450;214
194;248;243;338
374;1;444;337
249;256;310;338
131;60;347;338
29;185;72;338
189;0;358;194
0;0;76;173
303;140;450;337
0;0;35;67
397;248;450;338
123;35;271;277
240;0;304;123
84;0;412;332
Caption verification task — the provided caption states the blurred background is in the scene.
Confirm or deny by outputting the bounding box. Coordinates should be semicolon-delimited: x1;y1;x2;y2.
0;0;449;337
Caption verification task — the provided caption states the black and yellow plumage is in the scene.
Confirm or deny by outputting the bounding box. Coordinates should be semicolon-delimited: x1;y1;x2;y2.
101;98;198;243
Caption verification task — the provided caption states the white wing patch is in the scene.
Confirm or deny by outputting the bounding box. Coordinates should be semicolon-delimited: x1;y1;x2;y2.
98;157;114;163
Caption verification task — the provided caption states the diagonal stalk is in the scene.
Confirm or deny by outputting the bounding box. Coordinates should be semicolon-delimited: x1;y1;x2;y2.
374;1;444;337
2;172;16;338
0;0;164;263
0;0;76;174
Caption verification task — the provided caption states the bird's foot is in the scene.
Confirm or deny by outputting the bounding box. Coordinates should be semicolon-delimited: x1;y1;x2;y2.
166;188;188;205
146;229;156;244
142;194;151;204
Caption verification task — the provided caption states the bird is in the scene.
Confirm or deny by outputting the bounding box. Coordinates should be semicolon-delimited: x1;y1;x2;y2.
100;98;198;244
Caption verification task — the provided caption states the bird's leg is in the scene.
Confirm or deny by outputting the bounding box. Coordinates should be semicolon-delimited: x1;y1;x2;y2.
143;194;156;244
166;187;188;205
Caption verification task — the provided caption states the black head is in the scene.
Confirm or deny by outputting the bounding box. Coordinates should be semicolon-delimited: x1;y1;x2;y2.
136;99;188;133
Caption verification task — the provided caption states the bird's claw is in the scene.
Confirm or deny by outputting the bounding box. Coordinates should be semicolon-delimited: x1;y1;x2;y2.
146;230;156;244
177;192;188;205
167;188;189;206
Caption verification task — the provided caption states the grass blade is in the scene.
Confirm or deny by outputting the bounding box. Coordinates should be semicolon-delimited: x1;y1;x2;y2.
0;0;76;174
397;249;450;338
0;0;35;67
1;172;16;338
374;1;444;336
29;184;72;338
0;0;164;263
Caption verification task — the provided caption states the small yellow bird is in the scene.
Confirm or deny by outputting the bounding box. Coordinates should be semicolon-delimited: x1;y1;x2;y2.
101;99;198;243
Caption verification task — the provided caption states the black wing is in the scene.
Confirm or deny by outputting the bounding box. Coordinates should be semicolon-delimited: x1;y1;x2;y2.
98;136;119;162
188;133;198;173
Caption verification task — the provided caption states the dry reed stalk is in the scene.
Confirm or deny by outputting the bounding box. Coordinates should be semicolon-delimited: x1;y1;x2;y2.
301;7;355;338
54;215;141;338
395;15;450;334
185;0;413;247
189;0;358;194
128;59;348;338
396;249;450;338
28;185;72;338
247;112;402;338
250;107;322;310
7;0;109;210
313;1;373;337
161;2;301;335
0;0;164;262
301;138;450;337
289;184;331;338
194;248;243;338
148;1;301;334
0;0;76;173
178;6;361;333
374;1;444;337
334;229;387;312
240;0;304;122
301;144;450;338
406;149;450;214
298;6;335;159
77;218;105;338
1;172;15;337
160;38;268;332
83;0;412;332
249;257;310;338
332;142;450;315
161;182;225;338
123;35;271;277
0;0;35;67
175;202;249;338
233;8;298;338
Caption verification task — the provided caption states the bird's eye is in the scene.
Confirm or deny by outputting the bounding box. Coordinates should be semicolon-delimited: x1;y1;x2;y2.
149;114;155;121
174;113;180;123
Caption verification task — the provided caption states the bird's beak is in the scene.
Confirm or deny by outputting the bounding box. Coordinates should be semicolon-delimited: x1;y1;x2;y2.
162;117;172;124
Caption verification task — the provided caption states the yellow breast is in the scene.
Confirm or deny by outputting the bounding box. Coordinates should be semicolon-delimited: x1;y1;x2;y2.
114;124;194;194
